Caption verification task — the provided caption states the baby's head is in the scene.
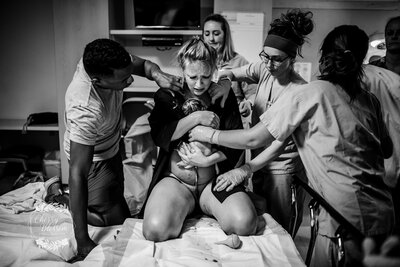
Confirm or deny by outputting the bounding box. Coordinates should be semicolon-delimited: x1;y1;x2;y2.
182;98;207;115
181;98;212;155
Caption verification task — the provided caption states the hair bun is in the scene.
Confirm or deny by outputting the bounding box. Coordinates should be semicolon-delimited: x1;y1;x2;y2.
269;9;314;53
283;9;314;37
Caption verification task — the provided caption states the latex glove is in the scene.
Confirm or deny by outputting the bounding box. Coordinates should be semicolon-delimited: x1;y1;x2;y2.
363;236;400;267
214;164;252;192
239;99;252;117
177;142;210;168
189;125;215;143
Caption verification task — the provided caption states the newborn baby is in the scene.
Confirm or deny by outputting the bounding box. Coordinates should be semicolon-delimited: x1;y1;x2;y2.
168;98;217;197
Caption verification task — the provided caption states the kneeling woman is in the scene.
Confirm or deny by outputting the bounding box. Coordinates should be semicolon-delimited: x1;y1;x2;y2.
142;37;257;242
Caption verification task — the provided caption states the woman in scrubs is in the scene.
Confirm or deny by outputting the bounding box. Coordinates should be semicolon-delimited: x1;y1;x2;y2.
189;25;394;267
215;9;314;236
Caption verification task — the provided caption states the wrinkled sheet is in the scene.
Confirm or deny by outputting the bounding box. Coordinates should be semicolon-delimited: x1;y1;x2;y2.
84;214;305;267
0;209;304;267
0;183;304;267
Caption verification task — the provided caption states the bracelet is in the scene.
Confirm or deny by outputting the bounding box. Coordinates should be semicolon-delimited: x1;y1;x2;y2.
211;130;220;144
209;130;216;143
242;163;252;174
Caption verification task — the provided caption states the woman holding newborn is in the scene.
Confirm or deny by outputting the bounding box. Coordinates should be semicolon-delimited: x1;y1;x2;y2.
141;37;257;242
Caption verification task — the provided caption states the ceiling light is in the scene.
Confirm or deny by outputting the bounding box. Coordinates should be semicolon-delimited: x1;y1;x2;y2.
369;32;385;49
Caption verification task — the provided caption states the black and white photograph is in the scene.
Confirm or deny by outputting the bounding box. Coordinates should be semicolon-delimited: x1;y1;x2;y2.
0;0;399;266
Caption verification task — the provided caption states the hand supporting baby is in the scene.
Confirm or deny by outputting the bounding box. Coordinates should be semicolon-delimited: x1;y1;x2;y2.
177;142;212;169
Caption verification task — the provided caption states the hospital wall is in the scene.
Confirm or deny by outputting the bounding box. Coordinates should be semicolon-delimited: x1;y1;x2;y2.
0;0;398;183
272;7;398;81
1;0;398;120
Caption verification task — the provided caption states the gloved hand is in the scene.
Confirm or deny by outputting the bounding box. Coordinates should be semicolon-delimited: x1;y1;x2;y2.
214;163;252;192
239;99;252;117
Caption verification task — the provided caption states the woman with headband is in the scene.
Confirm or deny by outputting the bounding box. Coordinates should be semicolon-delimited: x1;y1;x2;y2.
190;24;394;267
215;9;314;236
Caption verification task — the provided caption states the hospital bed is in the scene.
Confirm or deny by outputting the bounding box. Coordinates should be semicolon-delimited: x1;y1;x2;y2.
0;182;305;267
0;96;367;266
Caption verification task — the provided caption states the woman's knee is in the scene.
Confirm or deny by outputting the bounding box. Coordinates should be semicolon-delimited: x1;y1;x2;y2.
222;211;258;236
143;216;179;242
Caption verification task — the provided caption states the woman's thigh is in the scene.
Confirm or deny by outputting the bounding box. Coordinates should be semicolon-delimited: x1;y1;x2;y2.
199;183;257;235
143;177;196;235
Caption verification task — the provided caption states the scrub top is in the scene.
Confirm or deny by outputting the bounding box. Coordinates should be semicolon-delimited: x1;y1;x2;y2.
363;64;400;188
260;79;394;237
231;61;304;174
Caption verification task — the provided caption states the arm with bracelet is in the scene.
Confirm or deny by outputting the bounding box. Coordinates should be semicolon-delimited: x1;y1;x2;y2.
214;138;287;192
190;121;272;150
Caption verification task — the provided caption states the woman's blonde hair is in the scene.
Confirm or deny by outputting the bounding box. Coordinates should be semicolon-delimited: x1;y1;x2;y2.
177;36;218;72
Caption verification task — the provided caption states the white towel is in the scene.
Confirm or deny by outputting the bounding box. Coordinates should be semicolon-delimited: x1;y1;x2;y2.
0;182;45;214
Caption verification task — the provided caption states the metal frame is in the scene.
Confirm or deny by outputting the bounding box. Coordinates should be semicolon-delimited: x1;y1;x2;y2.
293;177;365;266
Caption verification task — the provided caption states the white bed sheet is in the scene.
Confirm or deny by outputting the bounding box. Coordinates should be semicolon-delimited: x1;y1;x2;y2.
0;183;305;267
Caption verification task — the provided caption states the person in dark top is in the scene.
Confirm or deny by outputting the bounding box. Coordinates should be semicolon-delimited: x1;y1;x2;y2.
141;37;257;242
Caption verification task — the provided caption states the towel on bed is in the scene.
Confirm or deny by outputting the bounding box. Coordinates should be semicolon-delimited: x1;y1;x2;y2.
0;182;45;214
83;214;305;267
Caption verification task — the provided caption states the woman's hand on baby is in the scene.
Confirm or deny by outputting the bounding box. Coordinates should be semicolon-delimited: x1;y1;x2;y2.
214;164;252;192
189;125;214;143
193;111;220;129
239;99;252;117
177;142;209;168
176;142;195;169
